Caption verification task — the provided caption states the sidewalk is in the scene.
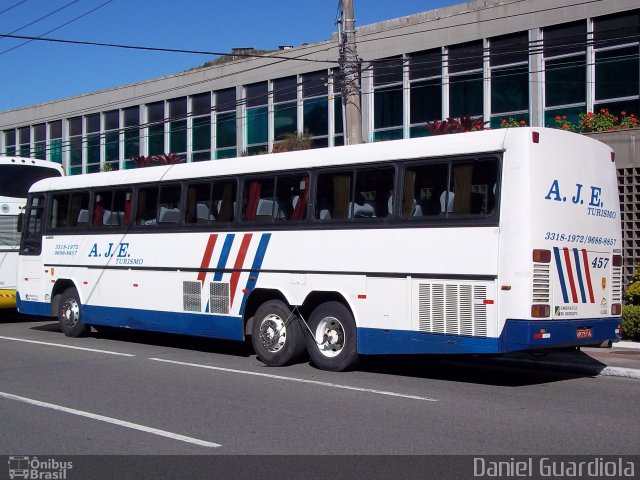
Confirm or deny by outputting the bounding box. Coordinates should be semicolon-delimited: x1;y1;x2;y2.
493;340;640;380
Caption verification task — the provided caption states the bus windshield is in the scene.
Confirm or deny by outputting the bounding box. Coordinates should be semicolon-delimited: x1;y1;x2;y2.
0;164;62;198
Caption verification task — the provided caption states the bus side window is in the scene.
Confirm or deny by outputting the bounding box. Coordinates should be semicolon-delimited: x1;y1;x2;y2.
50;194;69;229
275;174;308;221
315;172;353;220
403;163;448;217
136;187;159;225
158;185;182;224
212;181;236;223
450;159;498;216
243;178;275;222
353;166;394;218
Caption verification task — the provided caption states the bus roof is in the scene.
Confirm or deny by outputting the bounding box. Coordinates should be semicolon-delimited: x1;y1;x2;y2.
27;128;606;193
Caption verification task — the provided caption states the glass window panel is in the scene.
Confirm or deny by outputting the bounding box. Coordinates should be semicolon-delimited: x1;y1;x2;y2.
303;71;327;98
136;187;159;225
594;99;640;119
448;41;483;73
410;79;442;124
124;106;139;127
544;106;584;128
147;102;164;122
68;117;82;137
246;106;268;145
544;21;586;57
148;124;164;156
169;97;187;119
274;102;297;139
246;82;268;108
104;110;119;131
49;121;62;139
409;126;429;138
86;114;100;133
373;129;403;142
49;139;62;164
373;56;404;87
595;47;639;100
192;92;211;116
403;163;449;217
19;126;30;145
490;32;529;66
315;171;354;220
545;57;586;107
334;96;344;134
216;148;237;159
158;184;182;224
33;124;45;142
170;120;187;153
86;134;100;166
246;145;268;156
273;76;297;103
491;65;529;113
216;111;236;148
105;131;120;163
274;173;310;221
594;10;640;45
303;96;328;137
409;49;441;80
215;88;236;111
192;116;211;152
4;129;15;146
310;137;328;149
192;152;212;162
449;72;483;117
243;178;275;222
374;87;403;129
354;167;395;218
124;130;139;160
34;142;46;160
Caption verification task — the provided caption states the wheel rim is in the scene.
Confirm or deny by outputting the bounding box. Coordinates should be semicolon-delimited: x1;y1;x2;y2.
258;314;287;353
314;316;345;358
61;297;80;328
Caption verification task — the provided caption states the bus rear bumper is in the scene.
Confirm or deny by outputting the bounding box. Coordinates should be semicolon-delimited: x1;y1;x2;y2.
500;318;622;353
0;289;17;309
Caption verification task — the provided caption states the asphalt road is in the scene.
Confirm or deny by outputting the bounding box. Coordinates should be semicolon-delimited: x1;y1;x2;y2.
1;309;639;456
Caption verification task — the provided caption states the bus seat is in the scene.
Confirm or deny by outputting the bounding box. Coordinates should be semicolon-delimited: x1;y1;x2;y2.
103;210;120;226
158;207;181;223
196;203;211;221
77;209;89;225
352;202;375;218
319;209;331;219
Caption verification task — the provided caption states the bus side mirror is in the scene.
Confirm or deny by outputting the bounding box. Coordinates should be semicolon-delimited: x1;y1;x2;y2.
17;212;24;233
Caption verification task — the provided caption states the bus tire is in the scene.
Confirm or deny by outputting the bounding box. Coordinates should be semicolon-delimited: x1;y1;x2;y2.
306;301;358;372
251;300;306;367
58;287;89;338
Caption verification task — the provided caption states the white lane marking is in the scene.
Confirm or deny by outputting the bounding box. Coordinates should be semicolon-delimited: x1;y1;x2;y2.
0;335;135;357
0;391;221;448
149;358;438;402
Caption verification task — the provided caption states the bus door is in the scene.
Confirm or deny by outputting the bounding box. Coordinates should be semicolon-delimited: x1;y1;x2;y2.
18;194;47;305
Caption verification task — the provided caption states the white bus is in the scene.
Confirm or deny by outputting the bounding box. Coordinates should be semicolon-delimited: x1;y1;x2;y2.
0;157;64;309
17;128;622;371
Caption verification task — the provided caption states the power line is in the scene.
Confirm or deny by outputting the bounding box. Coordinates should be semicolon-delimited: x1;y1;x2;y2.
0;0;27;17
0;0;115;55
0;0;79;38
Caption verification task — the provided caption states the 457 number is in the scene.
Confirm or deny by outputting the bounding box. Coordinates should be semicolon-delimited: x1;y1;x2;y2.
591;257;609;269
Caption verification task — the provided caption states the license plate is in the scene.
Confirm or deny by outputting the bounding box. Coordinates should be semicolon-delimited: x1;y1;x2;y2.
576;328;593;339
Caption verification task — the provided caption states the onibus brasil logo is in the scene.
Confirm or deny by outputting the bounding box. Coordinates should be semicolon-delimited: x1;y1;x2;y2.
8;456;72;479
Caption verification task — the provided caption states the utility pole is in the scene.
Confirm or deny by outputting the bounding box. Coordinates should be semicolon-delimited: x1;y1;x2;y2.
338;0;363;145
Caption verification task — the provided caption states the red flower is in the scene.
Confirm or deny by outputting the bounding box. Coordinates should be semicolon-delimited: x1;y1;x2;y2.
600;108;606;113
562;124;569;130
621;111;627;116
586;112;594;118
632;118;637;124
562;115;567;120
585;121;591;127
614;117;619;121
501;119;507;124
555;115;561;121
631;114;636;118
519;120;526;125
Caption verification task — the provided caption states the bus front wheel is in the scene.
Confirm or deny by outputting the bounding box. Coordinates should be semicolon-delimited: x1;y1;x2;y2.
251;300;306;367
306;301;358;372
58;287;89;338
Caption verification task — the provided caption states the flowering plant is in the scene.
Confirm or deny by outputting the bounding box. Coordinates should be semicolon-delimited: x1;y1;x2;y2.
619;111;638;130
500;118;527;128
554;115;575;132
578;109;617;133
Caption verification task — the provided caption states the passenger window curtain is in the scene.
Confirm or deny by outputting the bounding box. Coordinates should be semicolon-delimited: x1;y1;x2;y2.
291;176;309;220
244;181;262;221
92;195;104;227
452;164;473;215
333;174;351;219
403;170;416;216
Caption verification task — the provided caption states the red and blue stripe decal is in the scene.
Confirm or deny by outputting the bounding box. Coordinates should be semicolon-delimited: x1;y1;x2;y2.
553;247;595;304
198;233;271;314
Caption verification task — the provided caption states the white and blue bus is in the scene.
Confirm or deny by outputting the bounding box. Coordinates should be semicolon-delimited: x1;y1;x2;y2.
0;156;64;309
16;128;622;371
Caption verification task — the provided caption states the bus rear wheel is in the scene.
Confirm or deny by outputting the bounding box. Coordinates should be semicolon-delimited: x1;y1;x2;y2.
251;300;306;367
58;287;89;338
306;301;358;372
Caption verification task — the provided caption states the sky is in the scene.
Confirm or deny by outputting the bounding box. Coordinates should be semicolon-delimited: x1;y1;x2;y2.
0;0;462;112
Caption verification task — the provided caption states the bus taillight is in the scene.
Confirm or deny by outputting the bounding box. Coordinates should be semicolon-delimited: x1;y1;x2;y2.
531;305;550;318
532;249;551;263
612;255;622;267
611;304;621;316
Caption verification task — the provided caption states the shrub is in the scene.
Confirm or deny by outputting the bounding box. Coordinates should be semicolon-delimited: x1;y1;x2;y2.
622;305;640;340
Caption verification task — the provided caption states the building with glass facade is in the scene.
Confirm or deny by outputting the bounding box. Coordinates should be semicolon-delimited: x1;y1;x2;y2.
0;0;639;281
